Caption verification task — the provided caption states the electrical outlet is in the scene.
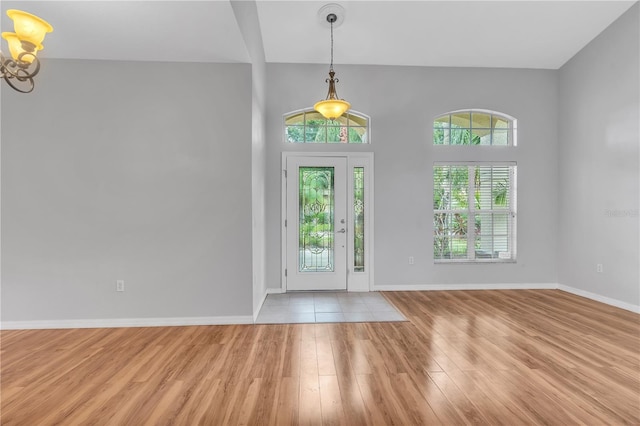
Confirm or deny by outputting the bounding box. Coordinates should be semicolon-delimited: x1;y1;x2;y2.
408;256;415;265
596;264;603;273
116;280;125;292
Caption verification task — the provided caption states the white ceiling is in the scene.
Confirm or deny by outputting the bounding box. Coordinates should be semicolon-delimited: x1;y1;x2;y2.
1;0;636;69
1;1;252;63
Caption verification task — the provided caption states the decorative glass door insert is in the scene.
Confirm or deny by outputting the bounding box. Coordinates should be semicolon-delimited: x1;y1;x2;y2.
286;157;347;291
353;167;365;272
299;167;336;272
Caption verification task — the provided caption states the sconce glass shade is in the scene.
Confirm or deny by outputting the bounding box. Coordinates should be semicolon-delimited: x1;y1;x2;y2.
314;99;351;120
2;32;42;63
7;9;53;46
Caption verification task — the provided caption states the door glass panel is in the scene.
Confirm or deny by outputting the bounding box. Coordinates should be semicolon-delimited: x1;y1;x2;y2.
299;167;335;272
354;167;365;272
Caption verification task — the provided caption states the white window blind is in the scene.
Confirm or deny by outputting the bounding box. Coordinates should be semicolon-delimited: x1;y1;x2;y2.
433;163;517;262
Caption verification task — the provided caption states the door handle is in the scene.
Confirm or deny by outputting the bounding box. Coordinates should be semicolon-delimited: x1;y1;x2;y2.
335;228;346;234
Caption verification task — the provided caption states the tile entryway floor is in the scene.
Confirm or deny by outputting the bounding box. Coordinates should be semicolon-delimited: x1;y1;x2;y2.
255;291;406;324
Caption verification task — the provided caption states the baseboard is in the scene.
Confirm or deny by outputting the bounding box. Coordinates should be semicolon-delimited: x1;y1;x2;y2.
253;291;269;323
0;315;254;330
558;285;640;314
373;283;639;314
6;285;634;330
374;283;558;291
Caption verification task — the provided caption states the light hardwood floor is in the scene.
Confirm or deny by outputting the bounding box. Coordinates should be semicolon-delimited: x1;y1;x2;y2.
1;289;639;425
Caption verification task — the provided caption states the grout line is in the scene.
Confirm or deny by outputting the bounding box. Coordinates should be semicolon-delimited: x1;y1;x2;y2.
256;292;406;324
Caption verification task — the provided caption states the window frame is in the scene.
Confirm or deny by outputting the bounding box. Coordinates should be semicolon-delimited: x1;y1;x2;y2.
283;108;371;144
433;162;517;264
433;109;517;146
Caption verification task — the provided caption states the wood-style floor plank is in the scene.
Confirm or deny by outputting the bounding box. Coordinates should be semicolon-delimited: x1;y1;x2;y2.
298;338;322;425
318;374;346;426
2;289;639;425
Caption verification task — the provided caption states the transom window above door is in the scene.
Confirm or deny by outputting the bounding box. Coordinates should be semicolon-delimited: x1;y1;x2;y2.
284;108;370;144
434;109;517;146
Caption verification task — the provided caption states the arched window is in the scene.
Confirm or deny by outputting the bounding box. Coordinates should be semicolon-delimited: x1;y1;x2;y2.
433;109;517;146
284;109;370;144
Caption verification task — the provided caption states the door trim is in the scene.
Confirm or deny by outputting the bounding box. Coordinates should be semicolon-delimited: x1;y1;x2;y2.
286;157;347;291
281;152;374;292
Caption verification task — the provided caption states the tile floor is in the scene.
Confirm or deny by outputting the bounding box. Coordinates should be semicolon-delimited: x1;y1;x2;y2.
255;291;407;324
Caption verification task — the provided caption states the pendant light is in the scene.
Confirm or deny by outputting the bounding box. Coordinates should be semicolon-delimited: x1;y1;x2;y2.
1;9;53;93
314;10;350;120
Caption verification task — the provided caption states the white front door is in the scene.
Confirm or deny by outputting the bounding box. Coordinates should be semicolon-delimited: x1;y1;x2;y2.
283;153;374;292
285;156;348;290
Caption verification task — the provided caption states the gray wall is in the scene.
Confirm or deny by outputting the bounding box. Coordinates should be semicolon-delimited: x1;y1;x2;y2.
231;0;268;316
558;4;640;306
1;59;254;321
3;6;636;323
265;64;559;289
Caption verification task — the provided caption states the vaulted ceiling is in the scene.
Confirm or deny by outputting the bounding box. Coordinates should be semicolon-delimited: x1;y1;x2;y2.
1;1;636;69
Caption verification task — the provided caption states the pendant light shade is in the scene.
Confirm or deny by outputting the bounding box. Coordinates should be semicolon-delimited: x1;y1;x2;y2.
1;32;43;64
6;10;53;47
314;70;351;120
315;98;351;120
314;10;350;120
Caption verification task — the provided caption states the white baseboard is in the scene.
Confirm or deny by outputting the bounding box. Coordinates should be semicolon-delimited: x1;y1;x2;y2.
253;291;269;323
4;285;635;330
374;283;558;291
558;285;640;314
0;315;254;330
373;283;639;314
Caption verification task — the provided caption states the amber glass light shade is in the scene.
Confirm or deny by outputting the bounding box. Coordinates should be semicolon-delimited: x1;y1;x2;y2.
2;32;42;63
7;9;53;46
314;99;351;120
314;69;350;120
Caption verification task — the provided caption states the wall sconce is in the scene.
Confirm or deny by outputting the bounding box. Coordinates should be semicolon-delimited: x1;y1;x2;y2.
1;9;53;93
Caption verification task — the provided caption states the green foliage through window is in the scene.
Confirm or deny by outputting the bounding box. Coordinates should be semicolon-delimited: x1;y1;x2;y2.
434;164;516;261
353;167;365;272
433;110;515;146
299;167;335;272
285;109;369;144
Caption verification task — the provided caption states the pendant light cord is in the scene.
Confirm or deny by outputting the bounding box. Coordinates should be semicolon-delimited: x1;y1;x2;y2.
329;14;335;72
330;20;333;71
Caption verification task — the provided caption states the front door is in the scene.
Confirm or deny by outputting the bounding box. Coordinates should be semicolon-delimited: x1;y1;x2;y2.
285;156;348;290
